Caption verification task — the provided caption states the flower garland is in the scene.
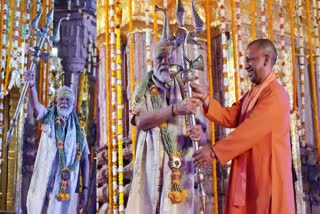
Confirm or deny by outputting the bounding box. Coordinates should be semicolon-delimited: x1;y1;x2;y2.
54;111;83;201
43;1;50;105
267;0;273;41
260;0;267;39
128;0;136;164
297;0;306;146
288;2;304;212
205;0;218;212
131;72;191;203
23;0;31;118
289;0;297;111
41;107;84;201
220;0;231;136
251;0;256;40
290;110;305;214
306;0;320;169
144;0;152;72
114;1;124;212
38;1;45;105
313;0;320;89
153;0;158;42
230;0;239;101
263;0;279;81
103;1;113;213
220;0;229;107
6;0;22;94
0;0;8;98
0;0;7;173
4;0;15;95
109;0;118;213
235;0;245;96
278;5;288;88
18;0;25;83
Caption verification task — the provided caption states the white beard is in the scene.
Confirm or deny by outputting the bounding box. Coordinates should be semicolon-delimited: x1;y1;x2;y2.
57;106;73;118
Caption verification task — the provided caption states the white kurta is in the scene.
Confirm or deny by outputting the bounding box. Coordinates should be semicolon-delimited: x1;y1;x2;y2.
126;78;195;214
26;105;90;214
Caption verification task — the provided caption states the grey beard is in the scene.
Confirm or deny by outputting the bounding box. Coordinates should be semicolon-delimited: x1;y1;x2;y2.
57;106;73;118
152;74;173;89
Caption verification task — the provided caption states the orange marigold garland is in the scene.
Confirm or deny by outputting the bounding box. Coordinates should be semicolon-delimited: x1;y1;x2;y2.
45;108;84;201
278;4;288;87
150;85;189;203
133;72;190;203
167;152;188;203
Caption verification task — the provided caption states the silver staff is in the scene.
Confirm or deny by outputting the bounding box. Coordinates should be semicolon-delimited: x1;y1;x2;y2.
6;6;70;145
181;47;206;213
175;0;207;212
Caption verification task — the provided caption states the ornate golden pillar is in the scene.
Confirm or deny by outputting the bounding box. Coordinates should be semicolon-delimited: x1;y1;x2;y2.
0;87;24;212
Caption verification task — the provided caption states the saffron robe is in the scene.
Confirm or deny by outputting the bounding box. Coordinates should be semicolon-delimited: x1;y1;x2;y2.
126;78;195;214
205;79;295;214
26;105;90;214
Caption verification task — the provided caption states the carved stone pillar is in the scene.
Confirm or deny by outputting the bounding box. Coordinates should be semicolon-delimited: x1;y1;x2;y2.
55;9;96;98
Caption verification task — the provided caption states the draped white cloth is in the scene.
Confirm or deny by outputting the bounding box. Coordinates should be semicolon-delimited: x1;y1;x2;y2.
126;78;195;214
26;105;89;214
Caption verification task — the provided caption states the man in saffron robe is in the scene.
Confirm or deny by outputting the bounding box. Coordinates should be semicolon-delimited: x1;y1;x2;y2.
126;41;200;214
190;39;295;214
25;74;90;214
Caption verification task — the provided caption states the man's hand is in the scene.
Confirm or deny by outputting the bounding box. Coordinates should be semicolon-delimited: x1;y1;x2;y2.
192;144;216;168
189;82;208;102
190;125;202;142
79;188;88;211
24;71;35;88
175;97;198;115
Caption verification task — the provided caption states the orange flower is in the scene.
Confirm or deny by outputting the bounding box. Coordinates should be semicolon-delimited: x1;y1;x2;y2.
56;193;70;201
159;122;168;128
55;117;61;125
150;85;160;95
57;140;64;150
172;179;180;185
168;189;188;203
80;121;86;129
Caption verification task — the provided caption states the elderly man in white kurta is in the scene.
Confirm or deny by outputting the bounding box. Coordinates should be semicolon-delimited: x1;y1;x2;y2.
126;42;200;214
25;75;90;214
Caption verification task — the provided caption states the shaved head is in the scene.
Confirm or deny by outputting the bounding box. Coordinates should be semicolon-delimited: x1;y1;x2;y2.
247;39;277;66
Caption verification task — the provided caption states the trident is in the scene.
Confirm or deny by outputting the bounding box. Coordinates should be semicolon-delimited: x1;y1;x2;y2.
6;5;70;145
175;0;207;212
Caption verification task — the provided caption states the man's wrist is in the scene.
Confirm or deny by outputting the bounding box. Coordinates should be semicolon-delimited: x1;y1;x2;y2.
171;105;177;116
210;145;216;159
29;83;35;88
201;94;209;103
